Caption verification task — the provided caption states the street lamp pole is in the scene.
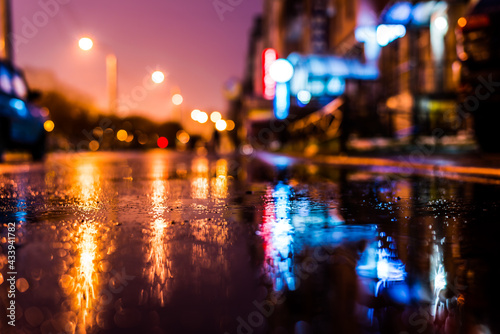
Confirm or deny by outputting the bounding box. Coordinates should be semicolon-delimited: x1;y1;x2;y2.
106;53;117;114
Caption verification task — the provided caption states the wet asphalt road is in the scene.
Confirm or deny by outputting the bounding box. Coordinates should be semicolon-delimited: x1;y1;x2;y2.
1;151;500;334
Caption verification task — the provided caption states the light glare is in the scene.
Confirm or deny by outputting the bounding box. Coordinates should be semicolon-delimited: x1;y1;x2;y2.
44;120;55;132
172;94;183;105
434;16;448;32
269;59;294;83
79;37;93;51
215;120;227;131
376;24;406;47
297;90;312;105
210;111;222;123
116;129;128;141
457;17;467;28
198;111;208;124
191;109;201;121
152;71;165;84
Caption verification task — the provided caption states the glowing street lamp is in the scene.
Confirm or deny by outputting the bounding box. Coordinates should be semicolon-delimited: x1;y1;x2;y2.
210;111;222;123
151;71;165;84
215;119;227;131
191;109;201;121
197;111;208;124
172;93;183;106
78;37;93;51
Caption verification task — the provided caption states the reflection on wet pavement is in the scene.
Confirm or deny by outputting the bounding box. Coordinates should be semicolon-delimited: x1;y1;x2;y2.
145;160;173;307
0;152;499;334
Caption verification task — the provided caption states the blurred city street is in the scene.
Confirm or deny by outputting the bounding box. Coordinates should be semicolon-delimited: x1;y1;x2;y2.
0;151;499;333
2;0;500;333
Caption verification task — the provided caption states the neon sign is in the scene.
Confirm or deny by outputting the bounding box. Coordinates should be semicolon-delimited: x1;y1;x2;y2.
262;48;278;100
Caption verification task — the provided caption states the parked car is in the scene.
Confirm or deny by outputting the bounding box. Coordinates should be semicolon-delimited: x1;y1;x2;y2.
456;0;500;152
0;60;48;161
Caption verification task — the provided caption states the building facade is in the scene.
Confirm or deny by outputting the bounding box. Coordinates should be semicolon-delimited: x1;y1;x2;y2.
236;0;472;151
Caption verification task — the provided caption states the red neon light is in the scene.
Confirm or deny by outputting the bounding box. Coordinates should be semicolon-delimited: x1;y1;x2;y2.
262;48;278;100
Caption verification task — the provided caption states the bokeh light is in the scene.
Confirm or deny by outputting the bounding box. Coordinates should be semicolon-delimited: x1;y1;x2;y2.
215;119;227;131
44;120;54;132
210;111;222;123
93;127;103;138
172;94;183;106
198;111;208;124
226;120;235;131
138;133;149;145
89;140;99;151
458;17;467;28
176;130;190;144
116;129;128;141
269;59;294;83
152;71;165;84
78;37;93;51
191;109;201;122
241;144;254;155
40;107;50;117
434;16;448;32
157;137;168;148
297;90;312;105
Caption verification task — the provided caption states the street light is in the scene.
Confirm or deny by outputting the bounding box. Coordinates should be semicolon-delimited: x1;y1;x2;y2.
78;37;93;51
78;37;117;114
191;109;201;121
210;111;222;123
198;111;208;124
152;71;165;84
172;93;183;106
215;119;227;131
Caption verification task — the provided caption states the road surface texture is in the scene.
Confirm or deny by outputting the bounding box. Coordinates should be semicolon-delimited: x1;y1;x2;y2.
1;151;499;334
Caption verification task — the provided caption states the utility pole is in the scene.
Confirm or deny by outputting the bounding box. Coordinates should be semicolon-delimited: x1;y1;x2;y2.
1;0;13;61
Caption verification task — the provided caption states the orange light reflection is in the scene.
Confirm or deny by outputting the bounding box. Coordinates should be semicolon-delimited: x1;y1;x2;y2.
145;161;173;306
191;158;209;199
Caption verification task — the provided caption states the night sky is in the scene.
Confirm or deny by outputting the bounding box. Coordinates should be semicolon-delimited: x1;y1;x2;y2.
12;0;262;121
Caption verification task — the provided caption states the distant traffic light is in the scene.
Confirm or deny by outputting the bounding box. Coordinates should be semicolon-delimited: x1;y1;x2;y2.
157;137;168;148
